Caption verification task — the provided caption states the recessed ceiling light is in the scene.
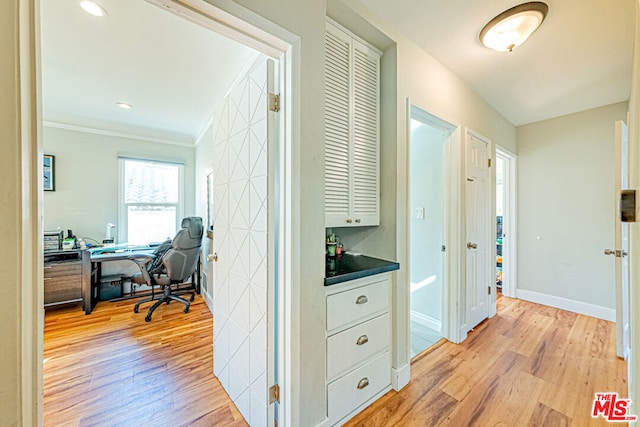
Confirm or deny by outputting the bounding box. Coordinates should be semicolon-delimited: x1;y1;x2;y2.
479;2;548;52
117;102;133;110
80;1;108;17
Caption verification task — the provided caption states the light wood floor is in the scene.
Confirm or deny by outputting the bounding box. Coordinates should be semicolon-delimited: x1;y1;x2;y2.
43;295;247;426
346;294;628;426
45;294;628;426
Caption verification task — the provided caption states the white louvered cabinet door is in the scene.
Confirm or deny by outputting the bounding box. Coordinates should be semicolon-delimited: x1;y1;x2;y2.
325;23;351;227
325;20;381;228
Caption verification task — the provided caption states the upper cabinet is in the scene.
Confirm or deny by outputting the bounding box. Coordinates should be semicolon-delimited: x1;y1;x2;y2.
325;19;381;228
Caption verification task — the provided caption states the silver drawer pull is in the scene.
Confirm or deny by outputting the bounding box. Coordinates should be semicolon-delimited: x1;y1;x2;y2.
355;295;368;305
357;377;369;389
356;335;369;345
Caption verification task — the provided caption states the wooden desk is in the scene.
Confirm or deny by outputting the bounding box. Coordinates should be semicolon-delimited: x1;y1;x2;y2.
83;247;202;314
83;248;154;314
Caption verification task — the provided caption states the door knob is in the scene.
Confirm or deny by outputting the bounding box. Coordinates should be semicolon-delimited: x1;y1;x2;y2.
207;253;219;262
467;242;478;249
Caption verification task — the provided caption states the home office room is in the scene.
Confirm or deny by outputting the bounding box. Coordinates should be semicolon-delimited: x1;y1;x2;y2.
40;0;276;424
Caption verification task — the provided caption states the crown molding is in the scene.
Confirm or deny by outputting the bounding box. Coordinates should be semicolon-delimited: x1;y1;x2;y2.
43;120;195;147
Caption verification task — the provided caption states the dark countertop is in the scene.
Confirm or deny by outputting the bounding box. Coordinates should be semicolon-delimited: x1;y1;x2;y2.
324;253;400;286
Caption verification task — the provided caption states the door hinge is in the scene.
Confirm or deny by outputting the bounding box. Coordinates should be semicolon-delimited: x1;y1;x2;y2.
488;286;491;295
269;384;280;404
488;158;492;168
269;93;281;112
441;245;446;252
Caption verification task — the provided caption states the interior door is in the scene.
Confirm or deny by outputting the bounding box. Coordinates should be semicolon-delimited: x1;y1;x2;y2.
465;132;492;332
212;57;276;427
611;120;630;359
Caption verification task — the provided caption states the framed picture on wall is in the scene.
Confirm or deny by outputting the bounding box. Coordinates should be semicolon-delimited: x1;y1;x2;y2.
43;154;55;191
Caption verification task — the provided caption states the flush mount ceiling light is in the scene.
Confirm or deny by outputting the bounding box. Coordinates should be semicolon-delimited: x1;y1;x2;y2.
116;102;133;110
79;0;108;17
479;2;548;52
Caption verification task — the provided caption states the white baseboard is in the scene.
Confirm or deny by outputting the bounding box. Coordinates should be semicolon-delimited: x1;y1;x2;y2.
202;287;214;313
410;310;441;332
514;288;615;322
392;363;410;391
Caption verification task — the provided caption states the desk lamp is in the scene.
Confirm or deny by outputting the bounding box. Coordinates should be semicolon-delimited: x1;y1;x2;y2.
103;222;115;246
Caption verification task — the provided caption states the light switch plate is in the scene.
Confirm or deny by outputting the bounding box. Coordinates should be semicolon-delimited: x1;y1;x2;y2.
413;207;425;220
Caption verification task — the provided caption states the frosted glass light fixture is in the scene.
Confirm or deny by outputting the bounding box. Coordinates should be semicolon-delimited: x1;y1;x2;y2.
80;1;107;17
479;2;548;52
117;102;133;110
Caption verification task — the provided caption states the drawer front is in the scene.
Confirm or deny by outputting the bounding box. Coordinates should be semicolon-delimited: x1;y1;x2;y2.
44;274;82;305
327;278;389;331
44;261;82;278
327;313;390;380
327;351;391;423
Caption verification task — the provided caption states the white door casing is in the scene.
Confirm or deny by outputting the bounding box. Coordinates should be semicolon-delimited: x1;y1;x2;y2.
212;57;275;427
614;119;631;359
465;131;492;332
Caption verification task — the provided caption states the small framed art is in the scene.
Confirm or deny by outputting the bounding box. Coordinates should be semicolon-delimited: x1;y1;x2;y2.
43;154;55;191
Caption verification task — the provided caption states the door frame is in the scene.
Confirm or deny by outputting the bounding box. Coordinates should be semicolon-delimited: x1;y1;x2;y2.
495;146;517;298
406;100;463;347
20;0;300;425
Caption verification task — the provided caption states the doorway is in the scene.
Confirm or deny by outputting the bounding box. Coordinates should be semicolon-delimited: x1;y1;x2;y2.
36;0;294;425
495;147;516;298
408;106;455;358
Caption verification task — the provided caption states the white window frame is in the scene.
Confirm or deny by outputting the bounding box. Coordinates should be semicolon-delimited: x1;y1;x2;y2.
118;156;185;244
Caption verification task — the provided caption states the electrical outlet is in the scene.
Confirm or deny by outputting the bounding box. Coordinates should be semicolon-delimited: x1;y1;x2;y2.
413;206;425;219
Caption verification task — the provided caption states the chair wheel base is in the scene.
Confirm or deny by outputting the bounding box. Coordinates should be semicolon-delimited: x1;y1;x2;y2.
145;315;152;322
134;307;139;313
184;307;189;314
190;294;195;302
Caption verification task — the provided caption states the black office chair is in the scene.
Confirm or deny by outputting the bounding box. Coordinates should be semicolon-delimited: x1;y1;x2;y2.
131;216;203;322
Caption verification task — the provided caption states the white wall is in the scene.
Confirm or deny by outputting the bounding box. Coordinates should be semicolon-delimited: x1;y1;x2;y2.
516;102;628;314
409;122;445;323
43;126;196;244
626;0;639;413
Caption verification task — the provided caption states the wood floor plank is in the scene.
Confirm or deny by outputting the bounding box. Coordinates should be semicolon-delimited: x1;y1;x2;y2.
346;295;628;427
43;296;247;426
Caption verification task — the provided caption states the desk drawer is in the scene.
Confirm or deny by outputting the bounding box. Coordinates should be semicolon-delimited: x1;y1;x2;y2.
327;351;390;422
326;278;389;332
44;261;82;305
327;313;390;380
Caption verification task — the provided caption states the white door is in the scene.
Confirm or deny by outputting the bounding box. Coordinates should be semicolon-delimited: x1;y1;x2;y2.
465;132;492;331
611;120;630;359
212;57;276;427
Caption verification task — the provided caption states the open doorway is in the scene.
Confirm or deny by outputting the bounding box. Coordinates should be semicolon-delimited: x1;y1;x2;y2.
408;106;456;358
38;0;292;425
495;147;517;297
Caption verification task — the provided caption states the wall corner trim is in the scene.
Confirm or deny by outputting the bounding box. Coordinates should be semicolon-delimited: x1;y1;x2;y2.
392;363;411;391
515;288;616;321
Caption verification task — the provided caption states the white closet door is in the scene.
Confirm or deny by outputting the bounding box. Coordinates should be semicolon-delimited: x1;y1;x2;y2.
351;40;380;226
213;58;274;427
325;23;351;227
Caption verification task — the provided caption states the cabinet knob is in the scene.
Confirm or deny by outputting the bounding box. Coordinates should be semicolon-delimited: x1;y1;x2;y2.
346;219;353;224
356;335;369;345
357;377;370;390
355;295;368;305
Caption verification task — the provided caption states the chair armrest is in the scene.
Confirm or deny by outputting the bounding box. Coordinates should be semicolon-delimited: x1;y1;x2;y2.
129;255;155;285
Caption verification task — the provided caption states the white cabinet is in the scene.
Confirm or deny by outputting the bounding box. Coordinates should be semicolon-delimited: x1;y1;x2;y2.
325;273;392;425
325;19;381;227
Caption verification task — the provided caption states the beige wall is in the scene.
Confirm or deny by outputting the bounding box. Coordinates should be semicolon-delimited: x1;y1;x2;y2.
1;1;22;423
42;126;196;244
517;102;628;312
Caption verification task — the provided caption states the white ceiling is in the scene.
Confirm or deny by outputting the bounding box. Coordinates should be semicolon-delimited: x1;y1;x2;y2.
362;0;635;125
42;0;634;138
41;0;258;145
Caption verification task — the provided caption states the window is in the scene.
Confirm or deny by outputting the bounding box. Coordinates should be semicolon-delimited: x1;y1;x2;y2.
119;157;183;245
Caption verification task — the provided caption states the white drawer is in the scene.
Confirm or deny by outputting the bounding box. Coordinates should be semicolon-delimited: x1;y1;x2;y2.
326;278;390;332
327;313;390;380
327;351;391;423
